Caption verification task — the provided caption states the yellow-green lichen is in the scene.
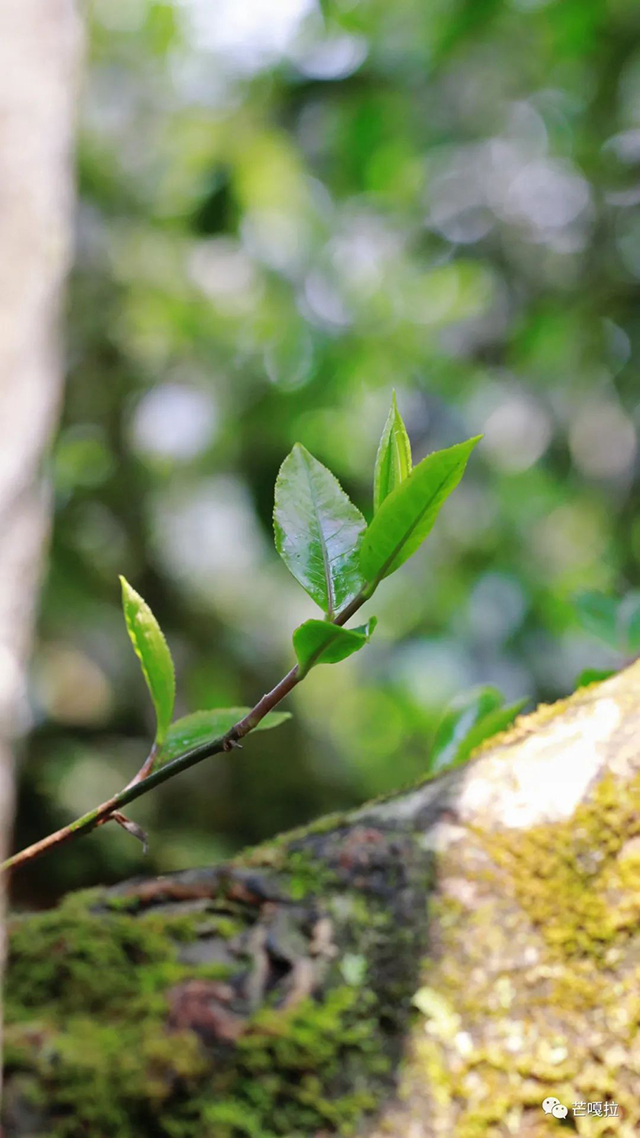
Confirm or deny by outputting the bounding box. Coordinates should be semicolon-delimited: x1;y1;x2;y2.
373;769;640;1137
480;771;640;960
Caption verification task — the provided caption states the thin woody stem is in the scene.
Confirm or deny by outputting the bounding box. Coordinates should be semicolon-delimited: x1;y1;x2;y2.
2;588;370;875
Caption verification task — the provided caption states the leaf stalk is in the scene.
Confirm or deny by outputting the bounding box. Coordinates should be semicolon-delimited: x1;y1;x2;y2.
1;596;370;874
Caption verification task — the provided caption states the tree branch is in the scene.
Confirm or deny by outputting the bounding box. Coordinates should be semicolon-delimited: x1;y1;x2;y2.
2;588;370;874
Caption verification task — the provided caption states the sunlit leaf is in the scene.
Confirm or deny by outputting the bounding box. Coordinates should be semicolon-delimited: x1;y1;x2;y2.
120;575;175;747
155;707;291;767
293;617;376;677
360;436;481;586
428;686;526;775
274;443;366;616
373;391;412;513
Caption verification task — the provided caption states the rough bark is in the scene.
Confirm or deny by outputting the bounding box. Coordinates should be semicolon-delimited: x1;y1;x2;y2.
0;0;79;1105
4;660;640;1137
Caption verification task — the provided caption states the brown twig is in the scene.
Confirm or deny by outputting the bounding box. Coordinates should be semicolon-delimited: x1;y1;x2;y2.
2;589;369;875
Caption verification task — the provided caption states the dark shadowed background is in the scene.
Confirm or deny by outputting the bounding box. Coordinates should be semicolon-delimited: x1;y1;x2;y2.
11;0;640;906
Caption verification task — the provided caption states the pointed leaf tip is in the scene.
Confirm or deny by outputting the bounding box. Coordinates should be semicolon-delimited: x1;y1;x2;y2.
119;575;175;747
361;435;480;586
373;392;412;514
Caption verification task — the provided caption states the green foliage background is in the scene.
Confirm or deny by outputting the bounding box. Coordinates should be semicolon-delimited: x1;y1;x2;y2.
13;0;640;904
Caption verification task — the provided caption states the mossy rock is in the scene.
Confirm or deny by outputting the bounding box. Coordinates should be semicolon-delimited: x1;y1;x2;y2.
7;661;640;1137
3;821;435;1138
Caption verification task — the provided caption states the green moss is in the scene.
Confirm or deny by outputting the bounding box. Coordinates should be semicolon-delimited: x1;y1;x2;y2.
4;823;431;1137
6;892;211;1022
280;847;340;900
103;891;144;912
199;988;387;1138
4;951;396;1137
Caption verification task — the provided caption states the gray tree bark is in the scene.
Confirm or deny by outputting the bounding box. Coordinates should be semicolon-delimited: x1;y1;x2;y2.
0;0;79;1106
4;662;640;1137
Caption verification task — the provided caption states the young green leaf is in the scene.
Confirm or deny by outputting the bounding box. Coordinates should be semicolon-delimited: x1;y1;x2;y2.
120;576;175;747
293;617;376;677
360;436;481;587
373;391;412;513
274;443;366;617
155;707;291;767
428;686;526;776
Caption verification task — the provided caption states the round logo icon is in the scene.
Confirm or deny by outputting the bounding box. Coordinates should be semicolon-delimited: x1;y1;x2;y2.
542;1098;561;1115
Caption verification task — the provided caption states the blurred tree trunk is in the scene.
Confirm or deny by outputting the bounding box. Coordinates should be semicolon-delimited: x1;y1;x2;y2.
4;663;640;1136
0;0;79;1105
